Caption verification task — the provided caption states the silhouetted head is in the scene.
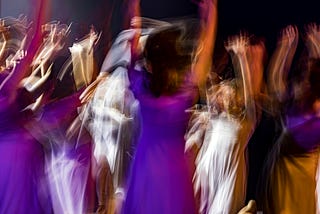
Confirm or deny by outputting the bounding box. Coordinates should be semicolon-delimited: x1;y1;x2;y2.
308;58;320;99
290;57;320;114
143;24;193;96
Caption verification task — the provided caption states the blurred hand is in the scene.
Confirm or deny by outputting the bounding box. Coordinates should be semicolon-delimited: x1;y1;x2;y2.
0;19;10;41
238;200;257;214
33;22;70;65
305;23;320;57
225;32;249;55
278;25;299;50
305;23;320;45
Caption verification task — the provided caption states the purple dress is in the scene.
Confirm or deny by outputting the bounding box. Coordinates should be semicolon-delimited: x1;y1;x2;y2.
0;104;51;213
122;69;198;214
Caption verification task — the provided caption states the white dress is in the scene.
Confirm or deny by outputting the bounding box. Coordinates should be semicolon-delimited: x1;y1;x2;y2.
84;67;140;192
189;112;254;214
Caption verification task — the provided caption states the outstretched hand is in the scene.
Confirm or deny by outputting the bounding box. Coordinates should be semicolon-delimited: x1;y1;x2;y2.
237;200;257;214
225;33;249;55
33;22;70;65
278;25;299;49
0;19;10;41
88;26;101;54
305;23;320;45
305;23;320;58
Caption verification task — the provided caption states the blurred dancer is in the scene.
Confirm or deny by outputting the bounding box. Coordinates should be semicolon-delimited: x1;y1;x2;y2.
33;27;99;214
259;24;320;214
122;0;218;213
186;33;262;214
0;2;52;212
80;17;149;213
82;16;175;213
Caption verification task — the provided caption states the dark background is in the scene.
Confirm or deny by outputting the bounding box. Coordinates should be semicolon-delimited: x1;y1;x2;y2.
56;0;320;58
54;0;320;40
1;0;319;202
2;0;319;45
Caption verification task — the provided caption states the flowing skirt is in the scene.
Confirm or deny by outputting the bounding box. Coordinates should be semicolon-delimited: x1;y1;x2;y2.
194;117;248;214
123;140;196;214
0;127;51;214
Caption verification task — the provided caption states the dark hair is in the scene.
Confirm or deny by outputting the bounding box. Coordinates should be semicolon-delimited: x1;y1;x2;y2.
144;25;192;97
288;57;320;114
308;58;320;98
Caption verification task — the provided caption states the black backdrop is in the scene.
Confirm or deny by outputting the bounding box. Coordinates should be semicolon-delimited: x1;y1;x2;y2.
1;0;320;203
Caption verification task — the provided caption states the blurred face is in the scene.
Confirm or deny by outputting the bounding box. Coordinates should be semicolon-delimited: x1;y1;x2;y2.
209;84;232;112
215;92;224;110
209;82;244;116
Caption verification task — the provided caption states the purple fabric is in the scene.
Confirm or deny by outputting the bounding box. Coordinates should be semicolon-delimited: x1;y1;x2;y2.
0;124;51;214
123;69;197;214
38;92;93;214
287;115;320;152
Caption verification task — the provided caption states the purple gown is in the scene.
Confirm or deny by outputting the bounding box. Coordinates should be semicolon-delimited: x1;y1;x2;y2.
122;69;198;214
0;104;51;213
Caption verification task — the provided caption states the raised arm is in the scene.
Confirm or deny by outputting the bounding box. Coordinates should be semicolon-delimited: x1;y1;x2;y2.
0;20;8;61
70;28;99;90
247;39;266;98
305;23;320;59
225;34;255;121
0;0;48;104
193;0;218;86
267;25;298;104
127;0;141;61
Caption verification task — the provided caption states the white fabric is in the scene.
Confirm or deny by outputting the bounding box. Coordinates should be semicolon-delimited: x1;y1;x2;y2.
189;112;253;214
84;19;171;192
100;28;153;74
87;67;139;172
83;28;142;190
185;110;210;151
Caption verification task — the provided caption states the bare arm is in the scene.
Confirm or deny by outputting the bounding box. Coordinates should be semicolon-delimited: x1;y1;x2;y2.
193;0;218;86
225;34;256;121
247;40;266;98
0;0;48;104
0;20;8;60
267;25;298;104
305;23;320;59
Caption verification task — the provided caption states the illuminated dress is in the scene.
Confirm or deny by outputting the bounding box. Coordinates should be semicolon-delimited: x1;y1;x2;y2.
187;108;255;214
186;38;257;213
120;24;198;213
91;21;198;213
90;29;143;191
0;94;50;214
122;67;198;214
261;114;320;214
